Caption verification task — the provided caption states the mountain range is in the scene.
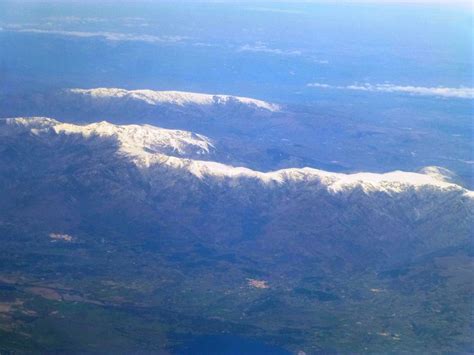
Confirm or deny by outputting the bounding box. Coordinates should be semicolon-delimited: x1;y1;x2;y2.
2;87;471;189
0;92;472;353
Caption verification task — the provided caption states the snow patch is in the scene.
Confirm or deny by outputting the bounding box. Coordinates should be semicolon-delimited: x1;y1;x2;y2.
49;233;74;242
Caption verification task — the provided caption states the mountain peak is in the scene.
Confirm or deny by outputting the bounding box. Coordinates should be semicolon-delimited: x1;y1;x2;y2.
5;117;215;159
418;166;461;185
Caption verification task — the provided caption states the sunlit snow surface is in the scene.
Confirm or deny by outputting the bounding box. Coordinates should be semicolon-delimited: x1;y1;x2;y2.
7;117;471;197
68;88;281;112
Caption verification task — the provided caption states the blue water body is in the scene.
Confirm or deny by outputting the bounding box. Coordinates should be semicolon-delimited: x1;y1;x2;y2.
173;335;291;355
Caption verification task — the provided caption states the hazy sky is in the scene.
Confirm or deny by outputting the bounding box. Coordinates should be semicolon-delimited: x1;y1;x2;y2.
6;0;473;4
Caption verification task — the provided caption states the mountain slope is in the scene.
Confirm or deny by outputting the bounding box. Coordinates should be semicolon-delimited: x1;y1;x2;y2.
0;117;472;353
2;117;472;256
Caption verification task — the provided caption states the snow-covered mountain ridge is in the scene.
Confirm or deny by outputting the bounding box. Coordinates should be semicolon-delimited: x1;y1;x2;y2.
5;117;472;198
7;117;214;158
67;88;281;112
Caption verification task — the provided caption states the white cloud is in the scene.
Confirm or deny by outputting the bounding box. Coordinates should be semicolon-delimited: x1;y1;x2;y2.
43;16;149;27
2;28;186;44
307;83;331;88
238;43;330;63
44;16;108;23
347;84;474;99
245;7;304;14
238;43;302;56
307;82;474;99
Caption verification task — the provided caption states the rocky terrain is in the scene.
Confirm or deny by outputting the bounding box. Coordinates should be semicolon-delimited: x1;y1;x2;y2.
0;116;472;353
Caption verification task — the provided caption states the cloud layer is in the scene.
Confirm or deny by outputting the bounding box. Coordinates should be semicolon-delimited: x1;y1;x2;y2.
238;43;302;56
2;28;185;44
307;83;474;99
245;7;304;14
